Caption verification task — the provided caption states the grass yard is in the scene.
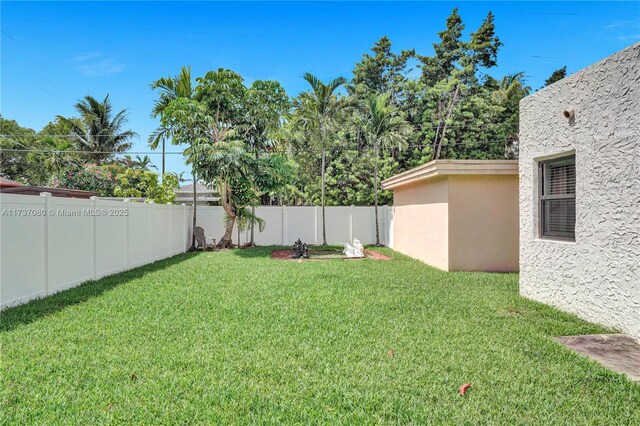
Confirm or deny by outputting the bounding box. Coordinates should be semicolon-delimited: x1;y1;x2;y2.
1;247;639;424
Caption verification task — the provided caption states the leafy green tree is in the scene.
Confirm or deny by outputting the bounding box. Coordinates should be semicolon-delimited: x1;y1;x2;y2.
418;9;503;161
114;169;178;203
56;95;136;164
0;115;49;185
291;72;347;245
544;66;567;87
350;36;415;103
355;93;411;245
161;94;251;248
242;80;290;245
189;133;253;248
52;163;124;196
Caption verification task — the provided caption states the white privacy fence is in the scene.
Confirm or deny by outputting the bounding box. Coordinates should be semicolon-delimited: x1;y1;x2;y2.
0;193;393;309
0;193;190;309
194;205;393;247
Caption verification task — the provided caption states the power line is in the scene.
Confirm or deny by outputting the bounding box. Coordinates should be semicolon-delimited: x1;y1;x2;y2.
0;123;513;138
0;139;513;156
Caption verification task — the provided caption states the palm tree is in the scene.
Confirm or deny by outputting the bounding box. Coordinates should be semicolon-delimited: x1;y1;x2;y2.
122;154;157;170
498;72;531;152
56;95;136;164
150;66;194;177
229;207;266;248
150;67;199;249
41;136;76;180
499;72;531;99
356;93;411;245
292;72;347;245
134;155;157;170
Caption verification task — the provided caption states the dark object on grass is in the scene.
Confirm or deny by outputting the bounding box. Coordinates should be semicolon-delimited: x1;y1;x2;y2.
292;239;303;258
302;243;310;259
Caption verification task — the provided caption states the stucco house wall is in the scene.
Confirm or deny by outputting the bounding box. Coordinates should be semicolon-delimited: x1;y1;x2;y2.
519;43;640;339
384;160;519;272
392;177;450;270
448;175;520;272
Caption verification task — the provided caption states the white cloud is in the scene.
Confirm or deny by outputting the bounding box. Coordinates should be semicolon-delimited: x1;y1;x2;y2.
616;34;640;42
604;20;640;30
72;52;125;77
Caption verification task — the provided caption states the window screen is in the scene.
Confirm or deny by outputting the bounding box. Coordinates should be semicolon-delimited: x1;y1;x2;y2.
539;156;576;240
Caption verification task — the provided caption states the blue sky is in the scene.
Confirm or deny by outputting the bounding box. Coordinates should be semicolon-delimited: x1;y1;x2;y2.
2;1;639;176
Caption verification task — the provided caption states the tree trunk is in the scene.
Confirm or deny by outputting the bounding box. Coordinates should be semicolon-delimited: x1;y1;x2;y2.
189;167;197;251
217;183;235;248
432;85;460;161
218;215;235;249
161;138;165;181
374;142;381;246
249;150;258;247
321;148;327;246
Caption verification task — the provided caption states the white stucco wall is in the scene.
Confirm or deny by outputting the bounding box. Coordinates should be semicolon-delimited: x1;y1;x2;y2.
519;43;640;338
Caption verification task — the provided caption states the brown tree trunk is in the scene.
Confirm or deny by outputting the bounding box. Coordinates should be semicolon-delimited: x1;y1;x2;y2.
189;168;197;251
249;150;258;247
217;183;235;248
432;85;460;161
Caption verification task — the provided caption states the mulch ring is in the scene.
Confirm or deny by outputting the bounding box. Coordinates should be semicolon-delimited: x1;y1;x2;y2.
271;249;391;261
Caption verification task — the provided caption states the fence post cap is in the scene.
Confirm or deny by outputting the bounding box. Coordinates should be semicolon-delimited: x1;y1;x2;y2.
90;196;98;200
39;192;52;197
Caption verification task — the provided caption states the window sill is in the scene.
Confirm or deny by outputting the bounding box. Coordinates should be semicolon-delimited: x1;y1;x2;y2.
533;238;576;245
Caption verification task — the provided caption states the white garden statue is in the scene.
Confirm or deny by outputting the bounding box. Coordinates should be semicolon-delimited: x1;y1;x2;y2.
343;238;365;258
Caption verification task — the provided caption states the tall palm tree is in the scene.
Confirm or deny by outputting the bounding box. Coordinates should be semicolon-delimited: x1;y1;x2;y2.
292;72;346;245
150;67;199;249
356;93;411;245
56;95;136;164
149;66;194;177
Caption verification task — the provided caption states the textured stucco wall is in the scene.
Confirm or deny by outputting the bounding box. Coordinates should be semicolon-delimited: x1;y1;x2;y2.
448;175;520;272
393;178;450;270
519;43;640;338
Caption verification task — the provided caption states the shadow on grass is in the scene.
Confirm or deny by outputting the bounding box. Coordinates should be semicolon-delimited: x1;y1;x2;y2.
0;253;196;333
230;246;284;259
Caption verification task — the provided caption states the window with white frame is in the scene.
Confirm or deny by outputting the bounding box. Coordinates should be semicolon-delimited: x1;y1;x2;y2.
539;155;576;241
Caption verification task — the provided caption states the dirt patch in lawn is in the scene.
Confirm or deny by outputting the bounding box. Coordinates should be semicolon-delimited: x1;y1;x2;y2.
271;249;391;261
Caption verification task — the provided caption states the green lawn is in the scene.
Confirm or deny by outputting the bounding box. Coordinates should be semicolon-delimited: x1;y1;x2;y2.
1;247;638;424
